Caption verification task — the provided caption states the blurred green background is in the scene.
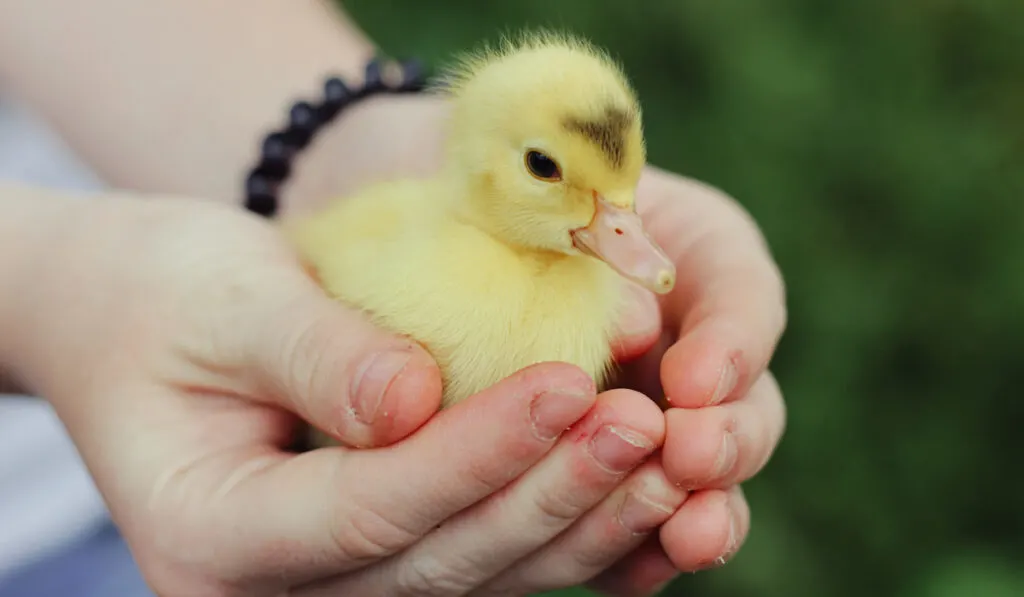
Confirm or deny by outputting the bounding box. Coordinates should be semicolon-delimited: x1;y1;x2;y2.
343;1;1024;596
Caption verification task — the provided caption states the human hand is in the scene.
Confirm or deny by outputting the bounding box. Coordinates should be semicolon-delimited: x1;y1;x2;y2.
6;192;680;596
477;170;789;597
578;167;789;594
290;96;787;595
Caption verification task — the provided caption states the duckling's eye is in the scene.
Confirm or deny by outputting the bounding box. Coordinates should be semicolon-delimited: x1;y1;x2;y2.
525;150;562;182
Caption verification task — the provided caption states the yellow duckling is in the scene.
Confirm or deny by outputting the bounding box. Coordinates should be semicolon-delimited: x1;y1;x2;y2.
286;31;675;417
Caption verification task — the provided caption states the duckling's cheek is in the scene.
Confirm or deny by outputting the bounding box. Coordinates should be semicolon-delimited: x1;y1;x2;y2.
572;194;598;225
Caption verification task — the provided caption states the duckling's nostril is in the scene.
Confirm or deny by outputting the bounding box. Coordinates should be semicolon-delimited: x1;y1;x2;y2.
614;228;624;235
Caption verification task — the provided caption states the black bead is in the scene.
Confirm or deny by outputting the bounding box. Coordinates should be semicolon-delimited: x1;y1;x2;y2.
362;59;385;94
282;126;311;149
283;101;319;148
398;59;427;92
280;130;314;150
255;158;289;181
262;132;294;161
242;57;430;219
258;132;293;178
324;76;352;105
319;76;352;120
290;101;319;132
245;193;277;217
244;171;278;217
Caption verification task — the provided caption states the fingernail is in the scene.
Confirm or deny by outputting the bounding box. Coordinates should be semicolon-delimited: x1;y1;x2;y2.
530;390;594;440
619;284;659;337
713;432;738;478
617;491;675;534
728;510;738;552
589;425;654;473
351;349;412;424
709;357;738;405
721;508;740;563
709;504;741;569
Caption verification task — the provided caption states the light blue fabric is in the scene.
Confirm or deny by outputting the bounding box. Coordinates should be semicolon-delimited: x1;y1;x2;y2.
0;521;154;597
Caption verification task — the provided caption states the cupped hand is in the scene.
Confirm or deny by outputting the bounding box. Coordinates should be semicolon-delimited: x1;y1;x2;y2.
292;95;788;596
580;167;789;595
489;168;789;596
9;193;682;596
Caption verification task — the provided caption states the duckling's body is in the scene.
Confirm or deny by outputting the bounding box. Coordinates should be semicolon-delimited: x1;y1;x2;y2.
290;177;624;406
286;31;675;420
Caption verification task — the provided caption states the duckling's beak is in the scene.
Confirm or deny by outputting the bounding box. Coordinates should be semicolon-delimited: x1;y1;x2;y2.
571;195;676;295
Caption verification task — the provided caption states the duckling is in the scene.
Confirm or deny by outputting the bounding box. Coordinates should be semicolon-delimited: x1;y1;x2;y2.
285;31;675;424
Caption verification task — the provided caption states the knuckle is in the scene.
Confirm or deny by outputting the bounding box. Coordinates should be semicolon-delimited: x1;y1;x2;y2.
632;469;687;517
280;312;341;415
532;488;588;530
568;534;625;574
330;507;415;564
397;553;479;596
462;450;519;497
330;487;422;564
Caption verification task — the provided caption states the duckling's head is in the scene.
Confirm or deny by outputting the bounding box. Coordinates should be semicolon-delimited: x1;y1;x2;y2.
440;31;676;295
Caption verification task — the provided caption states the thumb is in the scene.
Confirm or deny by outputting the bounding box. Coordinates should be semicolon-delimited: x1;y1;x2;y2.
242;272;442;448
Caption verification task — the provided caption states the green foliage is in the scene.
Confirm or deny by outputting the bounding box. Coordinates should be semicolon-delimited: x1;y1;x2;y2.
341;1;1024;595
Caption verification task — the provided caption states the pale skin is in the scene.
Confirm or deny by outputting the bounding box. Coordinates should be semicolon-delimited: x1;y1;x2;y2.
0;1;787;596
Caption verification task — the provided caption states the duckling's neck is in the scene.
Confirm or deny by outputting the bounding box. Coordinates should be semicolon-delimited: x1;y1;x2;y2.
440;173;586;271
514;246;584;278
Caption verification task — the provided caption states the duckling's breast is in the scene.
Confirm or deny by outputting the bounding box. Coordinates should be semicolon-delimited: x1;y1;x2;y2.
417;248;625;408
441;279;622;407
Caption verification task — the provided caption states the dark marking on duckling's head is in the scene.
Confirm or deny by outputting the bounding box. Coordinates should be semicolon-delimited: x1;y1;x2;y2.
562;105;636;169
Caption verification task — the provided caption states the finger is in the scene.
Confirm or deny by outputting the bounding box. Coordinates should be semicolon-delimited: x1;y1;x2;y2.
640;171;787;408
610;282;663;363
307;389;664;597
662;372;785;490
585;537;680;597
660;486;750;572
661;233;786;407
475;456;686;596
611;328;673;406
190;362;597;587
235;266;443;448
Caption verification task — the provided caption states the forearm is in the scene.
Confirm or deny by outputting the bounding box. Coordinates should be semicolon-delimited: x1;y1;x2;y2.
0;0;375;204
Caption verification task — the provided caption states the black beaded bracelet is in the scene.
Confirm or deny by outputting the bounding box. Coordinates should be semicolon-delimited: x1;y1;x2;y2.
243;57;428;218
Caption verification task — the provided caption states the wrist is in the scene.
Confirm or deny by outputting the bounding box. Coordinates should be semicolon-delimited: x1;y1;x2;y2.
0;184;80;391
1;0;379;204
278;93;452;218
